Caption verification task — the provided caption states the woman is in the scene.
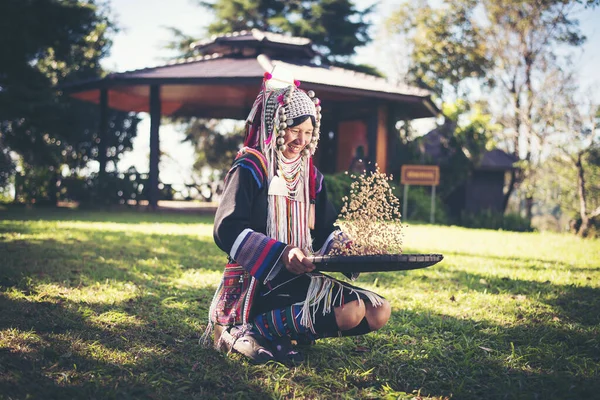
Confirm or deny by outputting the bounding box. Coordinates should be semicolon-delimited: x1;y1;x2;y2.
202;73;391;364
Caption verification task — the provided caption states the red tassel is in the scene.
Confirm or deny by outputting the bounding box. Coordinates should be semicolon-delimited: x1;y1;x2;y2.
309;157;316;229
309;158;316;201
244;102;262;147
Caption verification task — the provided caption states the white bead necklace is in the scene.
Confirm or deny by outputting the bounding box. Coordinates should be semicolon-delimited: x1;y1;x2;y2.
277;151;304;199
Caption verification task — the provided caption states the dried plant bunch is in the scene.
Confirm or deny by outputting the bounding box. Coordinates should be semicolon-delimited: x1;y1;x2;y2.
329;165;404;256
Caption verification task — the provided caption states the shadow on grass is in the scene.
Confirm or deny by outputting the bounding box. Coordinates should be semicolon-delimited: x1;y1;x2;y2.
373;267;600;327
441;250;600;272
0;228;225;287
2;213;599;399
0;224;281;398
304;307;600;399
0;288;277;399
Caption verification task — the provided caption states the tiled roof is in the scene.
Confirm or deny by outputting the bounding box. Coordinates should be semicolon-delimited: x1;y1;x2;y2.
115;54;264;80
479;149;518;170
66;54;433;101
420;129;517;170
264;57;431;98
63;52;438;118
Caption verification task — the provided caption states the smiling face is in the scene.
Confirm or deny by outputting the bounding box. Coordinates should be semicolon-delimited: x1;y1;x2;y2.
282;117;314;160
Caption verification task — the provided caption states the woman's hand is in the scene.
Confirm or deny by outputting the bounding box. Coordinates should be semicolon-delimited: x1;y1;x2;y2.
281;246;315;275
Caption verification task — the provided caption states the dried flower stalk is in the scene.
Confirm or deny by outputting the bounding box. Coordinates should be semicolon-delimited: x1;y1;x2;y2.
330;165;404;256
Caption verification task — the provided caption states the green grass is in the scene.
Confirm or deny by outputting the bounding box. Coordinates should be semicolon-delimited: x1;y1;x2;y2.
1;206;599;399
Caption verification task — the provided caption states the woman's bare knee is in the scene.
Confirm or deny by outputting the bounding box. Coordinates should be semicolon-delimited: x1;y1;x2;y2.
334;300;365;331
366;299;391;331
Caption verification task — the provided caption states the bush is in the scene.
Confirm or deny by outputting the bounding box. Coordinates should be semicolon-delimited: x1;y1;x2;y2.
14;170;174;207
324;173;449;224
323;173;353;213
395;185;449;224
14;167;59;205
460;210;533;232
61;172;174;207
569;216;600;238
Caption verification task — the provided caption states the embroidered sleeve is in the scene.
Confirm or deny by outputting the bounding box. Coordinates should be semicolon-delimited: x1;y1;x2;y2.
228;148;268;189
230;229;287;282
214;165;287;283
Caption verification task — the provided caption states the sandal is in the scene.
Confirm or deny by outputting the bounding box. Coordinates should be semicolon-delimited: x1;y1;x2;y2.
219;325;275;364
294;334;316;347
271;336;304;364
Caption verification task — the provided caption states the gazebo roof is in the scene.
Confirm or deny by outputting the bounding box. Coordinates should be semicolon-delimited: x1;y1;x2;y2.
63;30;438;120
191;29;317;59
478;149;519;171
420;129;517;171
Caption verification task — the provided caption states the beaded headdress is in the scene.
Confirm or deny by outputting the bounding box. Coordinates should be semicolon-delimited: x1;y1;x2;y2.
244;68;322;251
245;71;321;157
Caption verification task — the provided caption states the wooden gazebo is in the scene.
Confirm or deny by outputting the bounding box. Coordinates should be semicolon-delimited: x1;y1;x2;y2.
63;29;438;208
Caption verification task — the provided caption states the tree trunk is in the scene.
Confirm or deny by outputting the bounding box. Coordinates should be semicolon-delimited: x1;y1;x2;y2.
525;196;534;220
575;152;589;237
503;77;522;212
49;170;59;206
502;169;517;212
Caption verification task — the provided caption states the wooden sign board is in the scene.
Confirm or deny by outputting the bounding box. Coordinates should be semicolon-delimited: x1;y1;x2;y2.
401;165;440;186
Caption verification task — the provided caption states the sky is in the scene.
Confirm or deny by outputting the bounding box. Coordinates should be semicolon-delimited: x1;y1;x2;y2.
100;0;600;186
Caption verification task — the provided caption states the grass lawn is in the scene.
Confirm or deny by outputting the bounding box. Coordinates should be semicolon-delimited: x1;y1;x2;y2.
1;206;599;399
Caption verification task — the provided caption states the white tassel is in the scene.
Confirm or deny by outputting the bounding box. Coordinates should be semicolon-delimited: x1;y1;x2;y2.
297;274;385;332
246;92;262;124
299;275;336;331
358;289;385;308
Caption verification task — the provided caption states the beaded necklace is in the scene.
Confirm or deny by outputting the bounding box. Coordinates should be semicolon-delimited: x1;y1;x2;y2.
268;149;311;253
277;151;304;200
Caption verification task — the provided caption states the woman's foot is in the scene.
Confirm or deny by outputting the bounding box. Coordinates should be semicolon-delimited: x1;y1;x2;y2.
271;336;304;364
219;325;275;364
294;335;316;346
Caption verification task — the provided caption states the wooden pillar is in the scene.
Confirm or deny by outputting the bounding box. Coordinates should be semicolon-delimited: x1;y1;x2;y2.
376;103;388;174
149;85;161;210
316;102;338;174
386;105;399;176
98;88;108;179
366;106;378;171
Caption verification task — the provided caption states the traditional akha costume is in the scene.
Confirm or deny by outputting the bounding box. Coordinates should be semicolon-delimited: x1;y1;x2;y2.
201;72;385;363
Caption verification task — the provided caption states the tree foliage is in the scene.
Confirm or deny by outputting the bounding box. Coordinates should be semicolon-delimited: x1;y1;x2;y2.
414;100;499;211
553;96;600;236
386;0;597;220
173;118;245;199
0;0;138;203
198;0;374;61
182;119;245;175
385;0;490;98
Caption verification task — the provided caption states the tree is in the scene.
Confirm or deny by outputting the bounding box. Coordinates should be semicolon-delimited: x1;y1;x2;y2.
385;0;490;99
198;0;374;62
386;0;598;218
552;94;600;237
481;0;592;214
172;118;245;201
0;0;138;204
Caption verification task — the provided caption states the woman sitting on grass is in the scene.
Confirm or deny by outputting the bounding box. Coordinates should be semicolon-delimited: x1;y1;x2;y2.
202;72;391;364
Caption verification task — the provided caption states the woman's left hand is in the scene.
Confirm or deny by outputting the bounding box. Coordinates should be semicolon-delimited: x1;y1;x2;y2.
281;246;315;275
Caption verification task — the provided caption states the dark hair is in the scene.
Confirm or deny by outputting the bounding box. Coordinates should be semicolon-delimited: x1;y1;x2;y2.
288;115;315;128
